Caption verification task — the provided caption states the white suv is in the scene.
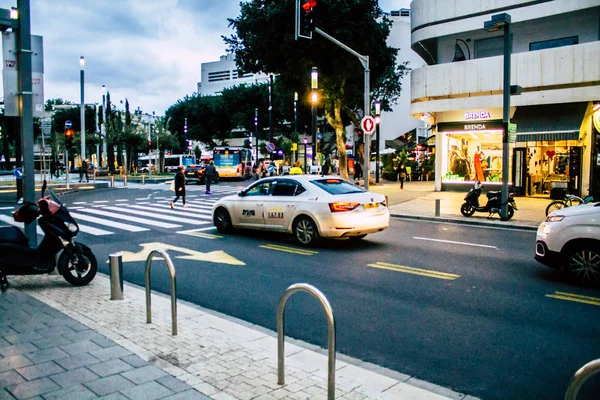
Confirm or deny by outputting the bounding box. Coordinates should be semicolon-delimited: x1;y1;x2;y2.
535;202;600;283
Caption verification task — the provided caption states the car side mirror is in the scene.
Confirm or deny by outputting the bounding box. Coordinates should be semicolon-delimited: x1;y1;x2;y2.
238;191;245;197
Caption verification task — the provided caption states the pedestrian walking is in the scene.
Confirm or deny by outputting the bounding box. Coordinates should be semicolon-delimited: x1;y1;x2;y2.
322;156;331;176
397;163;407;189
50;160;57;180
204;160;216;194
170;166;187;208
79;159;89;183
353;161;362;181
269;160;276;177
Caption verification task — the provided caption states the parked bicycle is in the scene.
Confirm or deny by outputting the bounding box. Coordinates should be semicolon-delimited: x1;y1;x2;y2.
545;192;595;216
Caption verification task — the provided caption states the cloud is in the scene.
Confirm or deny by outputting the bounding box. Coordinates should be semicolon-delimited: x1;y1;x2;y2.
0;0;242;114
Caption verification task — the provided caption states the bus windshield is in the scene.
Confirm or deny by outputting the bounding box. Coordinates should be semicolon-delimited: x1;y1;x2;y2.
181;156;195;167
214;152;240;167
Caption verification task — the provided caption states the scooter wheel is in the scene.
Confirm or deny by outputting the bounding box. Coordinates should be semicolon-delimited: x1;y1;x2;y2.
460;203;476;217
59;244;98;286
506;205;515;221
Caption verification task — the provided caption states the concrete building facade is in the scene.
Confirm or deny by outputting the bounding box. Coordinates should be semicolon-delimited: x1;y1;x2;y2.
197;54;269;96
410;0;600;198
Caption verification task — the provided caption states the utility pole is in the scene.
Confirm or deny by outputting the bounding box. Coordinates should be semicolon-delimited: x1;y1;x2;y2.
80;56;85;160
254;108;259;163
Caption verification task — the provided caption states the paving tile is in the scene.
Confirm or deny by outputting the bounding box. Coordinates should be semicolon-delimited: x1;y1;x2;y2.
16;361;64;380
121;355;149;368
63;329;106;343
90;346;133;362
41;383;98;400
54;353;101;370
25;348;69;364
157;375;193;393
98;393;129;400
120;380;174;400
29;335;75;350
6;377;60;399
84;374;136;396
0;370;25;388
0;342;38;358
48;366;98;388
0;388;15;400
0;355;32;373
87;359;133;377
162;390;212;400
35;325;77;339
59;340;103;356
90;335;116;349
121;365;168;385
2;331;44;345
0;340;9;349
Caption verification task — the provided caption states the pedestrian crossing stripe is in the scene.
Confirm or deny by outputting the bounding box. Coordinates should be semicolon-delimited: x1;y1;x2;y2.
69;212;149;232
546;292;600;307
260;244;318;256
127;204;212;220
178;231;222;239
101;206;211;225
77;208;181;228
368;262;460;280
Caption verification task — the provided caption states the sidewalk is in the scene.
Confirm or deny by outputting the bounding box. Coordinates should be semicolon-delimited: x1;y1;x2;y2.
2;275;478;400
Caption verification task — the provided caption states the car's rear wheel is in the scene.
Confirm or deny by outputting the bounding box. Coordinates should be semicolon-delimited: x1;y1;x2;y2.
293;216;319;247
565;243;600;284
214;207;233;233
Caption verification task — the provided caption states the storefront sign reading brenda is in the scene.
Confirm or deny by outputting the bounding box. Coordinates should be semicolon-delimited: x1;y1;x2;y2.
464;111;491;120
437;121;504;132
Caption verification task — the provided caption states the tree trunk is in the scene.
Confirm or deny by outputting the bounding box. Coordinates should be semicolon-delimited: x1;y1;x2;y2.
325;98;349;180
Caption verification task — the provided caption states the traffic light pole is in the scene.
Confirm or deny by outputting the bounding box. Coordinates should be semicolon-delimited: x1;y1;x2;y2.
313;28;370;189
65;149;70;190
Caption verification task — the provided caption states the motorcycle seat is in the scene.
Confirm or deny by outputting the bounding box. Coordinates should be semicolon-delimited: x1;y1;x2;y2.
0;226;28;245
486;191;501;199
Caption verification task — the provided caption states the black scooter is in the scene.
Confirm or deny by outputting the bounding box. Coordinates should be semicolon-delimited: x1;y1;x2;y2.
460;181;517;220
0;182;97;291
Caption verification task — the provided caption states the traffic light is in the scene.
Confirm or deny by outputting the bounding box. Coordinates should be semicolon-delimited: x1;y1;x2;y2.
148;141;152;153
65;129;74;150
298;0;316;38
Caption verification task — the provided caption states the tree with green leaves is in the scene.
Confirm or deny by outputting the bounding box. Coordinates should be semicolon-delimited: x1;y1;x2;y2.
224;0;408;179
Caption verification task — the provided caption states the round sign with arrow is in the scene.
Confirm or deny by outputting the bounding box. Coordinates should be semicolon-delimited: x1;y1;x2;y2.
361;116;376;135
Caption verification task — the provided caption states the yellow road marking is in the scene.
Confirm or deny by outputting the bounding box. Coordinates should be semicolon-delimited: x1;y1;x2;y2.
546;292;600;307
179;231;223;239
260;244;318;256
368;262;460;280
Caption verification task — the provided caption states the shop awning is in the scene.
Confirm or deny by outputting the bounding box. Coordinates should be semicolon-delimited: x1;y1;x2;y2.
512;102;587;142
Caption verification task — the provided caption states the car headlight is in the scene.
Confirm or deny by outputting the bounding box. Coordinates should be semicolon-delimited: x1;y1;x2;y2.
545;215;564;222
67;223;78;233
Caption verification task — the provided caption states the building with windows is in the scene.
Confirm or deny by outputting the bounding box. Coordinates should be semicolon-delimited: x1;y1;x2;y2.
410;0;600;198
197;54;269;96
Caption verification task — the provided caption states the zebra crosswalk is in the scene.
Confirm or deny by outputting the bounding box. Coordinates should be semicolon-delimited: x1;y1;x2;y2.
0;197;222;238
123;182;243;196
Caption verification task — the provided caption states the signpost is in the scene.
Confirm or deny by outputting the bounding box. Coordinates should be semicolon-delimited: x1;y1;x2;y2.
266;142;276;153
508;122;517;144
361;116;376;135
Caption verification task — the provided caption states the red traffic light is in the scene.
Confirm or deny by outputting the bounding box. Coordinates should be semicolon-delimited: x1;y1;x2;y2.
302;0;316;10
65;129;74;137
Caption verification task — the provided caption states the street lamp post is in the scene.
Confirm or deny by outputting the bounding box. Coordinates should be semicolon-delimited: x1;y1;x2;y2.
303;138;308;174
80;56;85;161
484;13;512;220
269;74;273;144
254;108;259;163
375;101;381;183
294;92;298;165
101;85;106;168
311;67;318;167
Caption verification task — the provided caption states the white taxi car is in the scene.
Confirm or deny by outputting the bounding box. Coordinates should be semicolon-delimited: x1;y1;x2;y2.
212;175;389;246
535;202;600;283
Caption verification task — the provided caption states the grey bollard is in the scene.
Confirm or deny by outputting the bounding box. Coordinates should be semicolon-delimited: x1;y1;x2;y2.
435;199;441;217
110;175;115;187
124;175;128;187
109;253;124;300
142;175;145;185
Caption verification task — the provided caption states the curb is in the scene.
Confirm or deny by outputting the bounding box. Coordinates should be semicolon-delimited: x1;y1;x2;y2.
391;213;539;231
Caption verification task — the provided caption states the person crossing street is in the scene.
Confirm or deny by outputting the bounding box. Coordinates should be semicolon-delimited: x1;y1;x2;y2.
204;160;216;194
170;166;187;208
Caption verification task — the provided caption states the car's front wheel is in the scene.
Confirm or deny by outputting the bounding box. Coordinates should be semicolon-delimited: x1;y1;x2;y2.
214;207;233;233
293;216;320;247
565;243;600;284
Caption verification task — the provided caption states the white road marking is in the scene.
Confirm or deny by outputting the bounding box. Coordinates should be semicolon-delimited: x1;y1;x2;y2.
101;206;210;224
0;207;14;210
115;199;129;202
413;236;498;249
177;226;217;233
129;204;212;219
78;208;181;228
69;212;149;232
0;215;44;235
72;201;88;204
92;200;110;203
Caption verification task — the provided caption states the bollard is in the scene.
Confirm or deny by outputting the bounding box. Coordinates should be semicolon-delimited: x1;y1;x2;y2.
109;253;124;300
110;175;115;188
435;199;441;217
124;175;128;187
142;175;145;185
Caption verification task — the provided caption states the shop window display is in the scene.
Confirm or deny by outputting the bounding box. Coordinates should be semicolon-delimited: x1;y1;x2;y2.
444;133;503;182
526;142;578;196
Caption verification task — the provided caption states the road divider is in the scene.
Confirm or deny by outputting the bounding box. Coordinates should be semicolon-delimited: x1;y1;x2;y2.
260;244;318;256
546;291;600;307
368;262;460;280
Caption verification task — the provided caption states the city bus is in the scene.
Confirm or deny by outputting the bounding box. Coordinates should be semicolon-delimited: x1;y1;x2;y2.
213;146;253;179
137;154;196;173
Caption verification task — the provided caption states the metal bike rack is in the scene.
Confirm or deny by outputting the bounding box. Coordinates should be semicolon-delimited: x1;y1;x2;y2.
564;358;600;400
145;249;177;336
277;283;336;400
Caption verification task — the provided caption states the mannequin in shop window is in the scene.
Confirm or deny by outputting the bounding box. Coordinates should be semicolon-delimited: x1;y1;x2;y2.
474;146;485;182
450;145;471;179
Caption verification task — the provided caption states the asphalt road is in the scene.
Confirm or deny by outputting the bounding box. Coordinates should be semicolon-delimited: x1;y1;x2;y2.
2;182;599;399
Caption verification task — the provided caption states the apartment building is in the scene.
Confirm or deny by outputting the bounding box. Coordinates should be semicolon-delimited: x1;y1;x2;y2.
410;0;600;198
197;54;269;96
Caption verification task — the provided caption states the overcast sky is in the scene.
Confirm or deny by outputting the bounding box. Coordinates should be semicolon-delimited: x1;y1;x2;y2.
0;0;409;116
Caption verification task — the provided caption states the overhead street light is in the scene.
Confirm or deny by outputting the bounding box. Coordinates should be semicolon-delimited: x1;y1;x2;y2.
311;67;318;166
374;101;380;183
80;56;86;161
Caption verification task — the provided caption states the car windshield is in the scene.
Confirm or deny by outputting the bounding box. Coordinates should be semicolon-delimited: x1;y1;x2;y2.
310;179;366;195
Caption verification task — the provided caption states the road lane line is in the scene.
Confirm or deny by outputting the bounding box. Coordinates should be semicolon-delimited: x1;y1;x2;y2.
413;236;498;249
69;212;149;232
177;226;217;233
101;206;210;224
546;292;600;307
178;231;222;239
368;262;460;280
260;244;318;255
78;208;181;228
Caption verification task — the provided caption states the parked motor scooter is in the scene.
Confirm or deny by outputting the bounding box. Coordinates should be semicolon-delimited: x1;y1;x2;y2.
0;181;97;291
460;181;517;220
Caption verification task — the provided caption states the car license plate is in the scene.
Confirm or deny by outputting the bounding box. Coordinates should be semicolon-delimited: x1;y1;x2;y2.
364;203;378;209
